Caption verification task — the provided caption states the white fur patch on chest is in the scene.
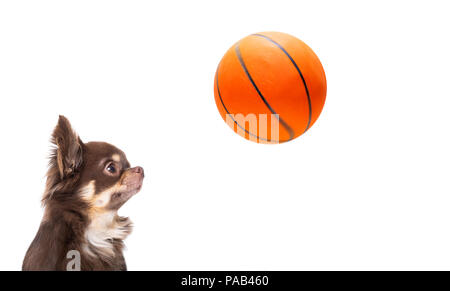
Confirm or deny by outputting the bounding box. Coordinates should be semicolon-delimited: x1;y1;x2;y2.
83;211;132;258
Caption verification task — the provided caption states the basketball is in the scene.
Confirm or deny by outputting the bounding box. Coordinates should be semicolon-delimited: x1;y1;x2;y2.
214;31;327;143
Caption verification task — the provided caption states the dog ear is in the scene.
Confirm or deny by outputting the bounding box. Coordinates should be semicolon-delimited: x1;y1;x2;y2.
51;115;83;179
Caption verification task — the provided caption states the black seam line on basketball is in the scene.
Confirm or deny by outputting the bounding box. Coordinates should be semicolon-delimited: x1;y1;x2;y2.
215;66;286;143
234;43;295;140
234;43;295;141
215;67;278;143
252;33;312;133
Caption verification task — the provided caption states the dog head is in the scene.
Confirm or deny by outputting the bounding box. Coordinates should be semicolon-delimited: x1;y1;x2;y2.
43;115;144;213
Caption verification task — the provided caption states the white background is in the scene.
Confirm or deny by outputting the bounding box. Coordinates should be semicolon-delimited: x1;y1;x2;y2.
0;0;449;271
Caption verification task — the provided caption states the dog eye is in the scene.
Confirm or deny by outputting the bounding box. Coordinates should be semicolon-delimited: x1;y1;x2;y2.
106;164;116;173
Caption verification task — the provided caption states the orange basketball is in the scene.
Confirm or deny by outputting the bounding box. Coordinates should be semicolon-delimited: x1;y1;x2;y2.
214;31;327;143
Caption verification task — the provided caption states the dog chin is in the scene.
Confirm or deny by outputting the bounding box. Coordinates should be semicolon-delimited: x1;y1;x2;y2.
123;184;143;198
111;183;142;208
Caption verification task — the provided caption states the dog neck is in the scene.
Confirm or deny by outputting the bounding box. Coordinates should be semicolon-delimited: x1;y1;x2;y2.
83;210;133;259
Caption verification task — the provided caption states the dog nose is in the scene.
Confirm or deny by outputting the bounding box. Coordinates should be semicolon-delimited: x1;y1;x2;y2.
132;166;144;177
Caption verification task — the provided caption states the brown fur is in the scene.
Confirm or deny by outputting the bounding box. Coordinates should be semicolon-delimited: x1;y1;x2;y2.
23;116;144;271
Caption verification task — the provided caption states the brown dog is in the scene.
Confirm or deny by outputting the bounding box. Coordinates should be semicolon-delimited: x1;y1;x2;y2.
23;116;144;271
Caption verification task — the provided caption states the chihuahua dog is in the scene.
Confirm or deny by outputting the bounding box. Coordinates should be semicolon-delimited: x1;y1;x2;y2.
22;116;144;271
